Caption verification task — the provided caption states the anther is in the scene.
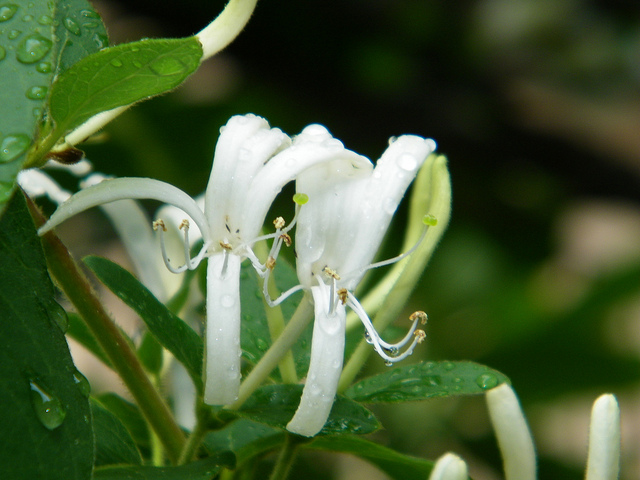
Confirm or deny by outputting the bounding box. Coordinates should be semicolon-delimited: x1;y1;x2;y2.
265;256;276;270
273;216;285;229
280;232;292;247
410;311;428;325
414;329;426;343
220;240;233;250
337;288;348;305
152;219;166;232
323;266;341;280
179;219;190;230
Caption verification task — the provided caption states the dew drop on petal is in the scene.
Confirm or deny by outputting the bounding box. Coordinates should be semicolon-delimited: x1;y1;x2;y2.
29;378;66;430
388;136;397;145
382;197;397;215
396;153;418;171
221;294;235;308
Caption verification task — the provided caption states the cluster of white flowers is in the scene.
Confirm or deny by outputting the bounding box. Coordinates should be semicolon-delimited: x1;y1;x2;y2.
35;113;440;437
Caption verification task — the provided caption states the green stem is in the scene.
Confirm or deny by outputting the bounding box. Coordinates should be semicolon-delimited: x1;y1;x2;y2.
27;198;186;463
177;404;211;465
268;434;299;480
229;296;314;409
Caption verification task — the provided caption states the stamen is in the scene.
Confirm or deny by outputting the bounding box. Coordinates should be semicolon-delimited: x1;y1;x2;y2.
273;216;285;229
410;311;428;325
337;288;348;305
347;291;426;364
341;215;435;279
265;256;276;270
280;232;292;247
322;266;341;280
153;218;209;274
219;240;233;250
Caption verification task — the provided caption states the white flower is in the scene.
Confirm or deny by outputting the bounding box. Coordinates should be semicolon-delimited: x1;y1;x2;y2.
39;114;370;406
283;134;437;437
428;453;468;480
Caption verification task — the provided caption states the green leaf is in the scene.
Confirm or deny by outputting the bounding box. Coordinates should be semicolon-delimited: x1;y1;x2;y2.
96;393;150;450
93;452;235;480
67;312;113;367
238;385;380;436
0;1;55;212
307;436;436;480
0;191;93;479
345;361;510;403
52;0;109;75
204;419;285;467
49;37;203;138
84;255;204;392
137;330;164;375
92;399;142;467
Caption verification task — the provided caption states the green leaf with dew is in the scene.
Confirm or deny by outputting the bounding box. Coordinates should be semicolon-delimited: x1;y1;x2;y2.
0;192;93;479
84;255;204;392
96;393;150;450
345;361;510;403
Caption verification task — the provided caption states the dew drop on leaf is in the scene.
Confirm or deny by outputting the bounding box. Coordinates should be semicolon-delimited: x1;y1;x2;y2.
29;378;66;430
16;33;52;63
73;370;91;397
149;56;186;76
35;61;51;73
80;9;100;19
47;300;69;332
110;58;122;67
0;46;5;61
0;133;30;162
8;29;21;39
0;4;18;22
63;17;81;36
475;373;499;390
22;14;33;22
25;85;47;99
37;14;52;25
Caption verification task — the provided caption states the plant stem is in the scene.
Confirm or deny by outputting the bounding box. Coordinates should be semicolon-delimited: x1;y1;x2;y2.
229;296;314;409
27;197;186;463
268;434;299;480
177;405;210;465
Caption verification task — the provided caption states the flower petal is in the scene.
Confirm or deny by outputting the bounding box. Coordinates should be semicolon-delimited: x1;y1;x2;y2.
203;252;243;405
18;169;72;205
429;453;469;480
486;384;537;480
585;394;620;480
286;281;346;437
38;177;209;242
205;114;291;246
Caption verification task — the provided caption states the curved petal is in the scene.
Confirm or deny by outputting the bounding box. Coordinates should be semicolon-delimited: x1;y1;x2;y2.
38;177;210;242
205;114;291;246
585;394;620;480
429;453;469;480
203;252;242;405
18;169;72;205
286;281;346;437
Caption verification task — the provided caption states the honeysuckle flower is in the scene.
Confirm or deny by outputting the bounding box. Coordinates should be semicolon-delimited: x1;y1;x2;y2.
39;114;370;406
283;134;438;437
485;384;621;480
428;453;469;480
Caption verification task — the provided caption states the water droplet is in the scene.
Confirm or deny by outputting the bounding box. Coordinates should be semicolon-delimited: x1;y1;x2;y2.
29;378;66;430
35;61;51;73
149;56;186;76
443;361;455;371
8;29;21;39
25;85;47;99
255;338;268;351
0;46;5;61
73;370;90;397
309;384;322;396
80;9;100;19
32;107;42;118
221;294;235;308
22;14;32;22
48;301;68;332
388;136;397;145
16;33;52;64
37;14;52;25
475;373;499;390
82;21;98;29
425;138;437;151
0;4;18;22
63;17;80;35
382;197;397;215
0;133;30;162
132;60;142;68
384;360;393;367
110;58;122;67
92;33;108;49
397;153;418;171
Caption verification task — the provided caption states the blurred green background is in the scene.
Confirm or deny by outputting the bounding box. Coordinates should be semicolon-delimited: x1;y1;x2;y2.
69;1;640;478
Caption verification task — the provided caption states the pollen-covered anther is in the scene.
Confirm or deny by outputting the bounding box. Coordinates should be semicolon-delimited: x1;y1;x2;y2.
337;288;348;305
179;219;190;230
280;232;292;247
410;311;428;325
152;219;167;232
322;266;341;280
265;256;276;270
219;240;233;250
273;216;286;229
414;329;426;343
